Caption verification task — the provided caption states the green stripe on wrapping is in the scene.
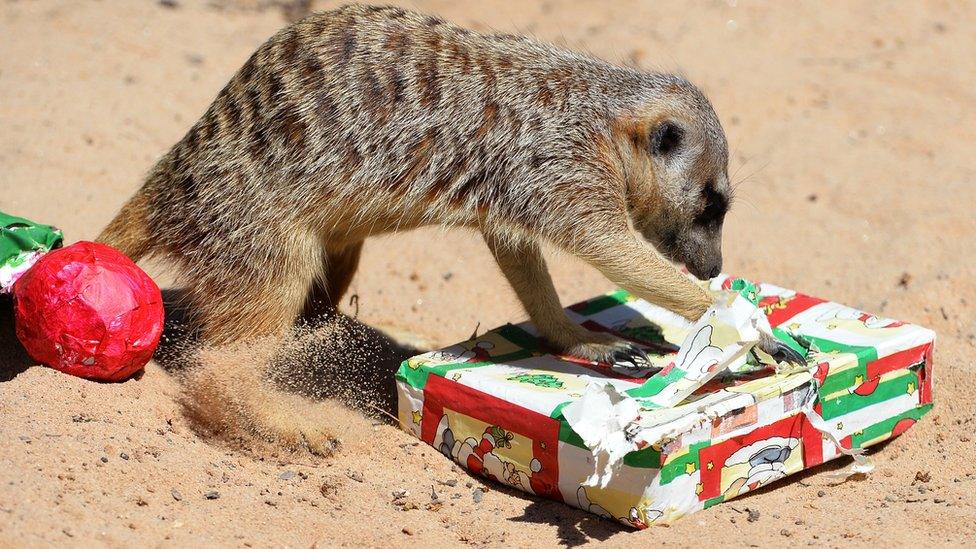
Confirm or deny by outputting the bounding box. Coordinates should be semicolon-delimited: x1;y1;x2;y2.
807;335;879;396
395;349;535;390
703;495;726;510
395;360;485;391
772;326;806;356
558;419;587;449
567;289;632;317
728;278;760;306
623;446;662;468
660;440;707;485
624;364;685;399
552;402;588;449
819;369;919;420
396;351;533;390
850;404;933;448
496;324;543;351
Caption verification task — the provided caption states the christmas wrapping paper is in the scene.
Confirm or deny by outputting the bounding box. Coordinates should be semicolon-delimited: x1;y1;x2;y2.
395;275;935;528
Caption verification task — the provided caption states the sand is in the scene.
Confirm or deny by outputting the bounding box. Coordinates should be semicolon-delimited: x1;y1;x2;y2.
1;0;975;546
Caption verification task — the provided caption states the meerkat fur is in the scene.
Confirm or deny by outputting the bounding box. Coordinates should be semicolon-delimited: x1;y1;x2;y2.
98;4;801;454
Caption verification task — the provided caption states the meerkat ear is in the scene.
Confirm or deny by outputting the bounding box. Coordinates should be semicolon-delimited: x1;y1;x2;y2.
650;122;683;157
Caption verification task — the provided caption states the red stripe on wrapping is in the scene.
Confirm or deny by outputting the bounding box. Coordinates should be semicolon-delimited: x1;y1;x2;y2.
853;377;881;396
919;344;934;405
698;414;807;501
766;294;827;327
813;362;830;385
866;343;931;380
892;418;917;438
420;374;562;501
800;414;825;467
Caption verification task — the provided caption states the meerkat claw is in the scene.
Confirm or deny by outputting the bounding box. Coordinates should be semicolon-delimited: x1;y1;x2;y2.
758;333;807;366
612;343;652;370
757;331;807;365
776;344;807;366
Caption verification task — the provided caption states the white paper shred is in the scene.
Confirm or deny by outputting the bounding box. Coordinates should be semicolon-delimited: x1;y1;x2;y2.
561;381;641;487
562;288;822;486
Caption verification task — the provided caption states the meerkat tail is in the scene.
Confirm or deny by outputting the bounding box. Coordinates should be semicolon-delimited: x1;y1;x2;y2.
95;186;154;262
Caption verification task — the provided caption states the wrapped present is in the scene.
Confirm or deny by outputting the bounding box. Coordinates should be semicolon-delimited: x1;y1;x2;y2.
0;211;63;293
395;275;935;528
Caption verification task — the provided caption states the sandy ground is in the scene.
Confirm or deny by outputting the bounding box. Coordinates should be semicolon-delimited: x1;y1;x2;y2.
2;0;975;546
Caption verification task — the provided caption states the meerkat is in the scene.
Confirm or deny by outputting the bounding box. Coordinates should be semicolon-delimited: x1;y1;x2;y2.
97;4;803;454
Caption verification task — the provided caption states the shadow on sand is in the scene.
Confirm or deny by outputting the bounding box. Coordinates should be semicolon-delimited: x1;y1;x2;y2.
0;295;32;382
154;288;419;419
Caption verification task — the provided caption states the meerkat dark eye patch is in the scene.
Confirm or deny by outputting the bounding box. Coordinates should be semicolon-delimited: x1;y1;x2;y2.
650;122;683;157
697;182;728;226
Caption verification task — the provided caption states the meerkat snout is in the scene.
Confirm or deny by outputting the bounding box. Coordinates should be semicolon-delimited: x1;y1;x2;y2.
621;85;731;280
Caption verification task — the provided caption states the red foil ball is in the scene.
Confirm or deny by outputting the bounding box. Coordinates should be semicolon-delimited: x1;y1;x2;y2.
13;241;164;381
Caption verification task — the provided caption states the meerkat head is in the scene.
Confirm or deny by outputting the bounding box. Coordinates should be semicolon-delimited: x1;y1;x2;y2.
616;76;731;280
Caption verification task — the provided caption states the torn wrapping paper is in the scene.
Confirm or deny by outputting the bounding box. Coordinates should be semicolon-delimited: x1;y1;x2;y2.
0;211;63;293
395;276;935;528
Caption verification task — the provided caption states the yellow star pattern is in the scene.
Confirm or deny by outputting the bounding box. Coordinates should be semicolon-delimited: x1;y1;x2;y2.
836;421;844;430
540;442;547;450
854;374;865;385
707;461;714;470
411;410;422;425
685;462;697;475
695;483;704;495
789;322;802;331
907;382;916;394
452;373;463;381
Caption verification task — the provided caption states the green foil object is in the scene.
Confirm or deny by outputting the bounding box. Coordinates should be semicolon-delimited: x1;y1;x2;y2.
0;211;63;293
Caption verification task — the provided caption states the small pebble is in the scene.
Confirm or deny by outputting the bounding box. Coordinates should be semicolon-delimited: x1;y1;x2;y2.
817;490;826;497
120;453;129;461
746;508;760;522
100;456;109;464
402;527;414;535
171;489;183;501
204;491;220;500
781;529;792;537
472;489;484;504
279;471;296;481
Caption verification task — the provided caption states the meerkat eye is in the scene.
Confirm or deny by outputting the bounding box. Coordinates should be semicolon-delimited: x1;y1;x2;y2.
650;122;683;157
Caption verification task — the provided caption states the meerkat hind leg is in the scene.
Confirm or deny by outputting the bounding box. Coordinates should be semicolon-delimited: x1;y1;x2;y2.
187;255;341;456
298;241;364;325
483;232;651;369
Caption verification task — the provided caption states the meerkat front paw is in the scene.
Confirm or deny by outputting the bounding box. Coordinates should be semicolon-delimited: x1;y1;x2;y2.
555;328;652;371
757;331;806;365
